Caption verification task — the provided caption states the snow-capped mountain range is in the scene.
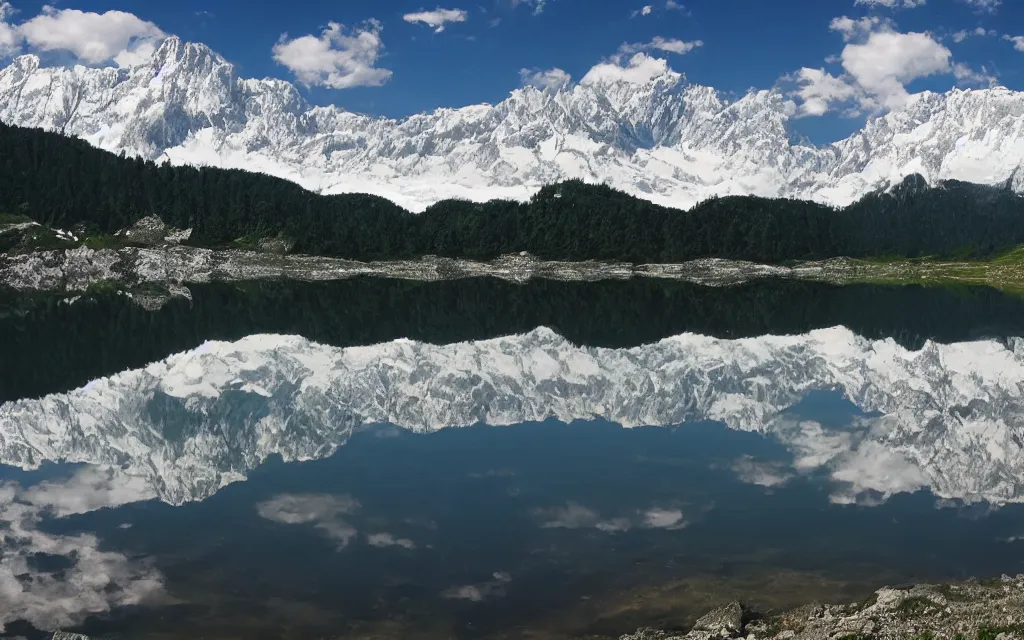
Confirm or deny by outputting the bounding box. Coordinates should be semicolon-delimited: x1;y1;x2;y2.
2;327;1022;507
1;37;1023;211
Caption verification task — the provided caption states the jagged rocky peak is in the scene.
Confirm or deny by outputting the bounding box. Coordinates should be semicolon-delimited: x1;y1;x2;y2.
4;51;41;76
149;35;228;69
0;35;1022;210
576;56;684;118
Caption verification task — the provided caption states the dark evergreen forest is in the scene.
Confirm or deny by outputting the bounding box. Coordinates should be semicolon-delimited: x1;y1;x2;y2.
3;122;1024;262
4;278;1024;402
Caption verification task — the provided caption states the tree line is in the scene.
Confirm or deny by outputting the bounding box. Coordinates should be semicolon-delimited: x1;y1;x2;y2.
3;122;1023;262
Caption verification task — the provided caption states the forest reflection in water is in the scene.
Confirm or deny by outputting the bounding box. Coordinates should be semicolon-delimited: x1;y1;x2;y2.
4;277;1024;401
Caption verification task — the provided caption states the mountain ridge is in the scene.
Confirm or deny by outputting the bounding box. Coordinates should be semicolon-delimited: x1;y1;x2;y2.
2;36;1023;211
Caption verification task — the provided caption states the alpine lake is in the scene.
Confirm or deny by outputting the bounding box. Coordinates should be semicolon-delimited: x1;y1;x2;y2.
2;276;1024;639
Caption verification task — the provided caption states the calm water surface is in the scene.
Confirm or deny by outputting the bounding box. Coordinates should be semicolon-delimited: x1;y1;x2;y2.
5;277;1024;401
2;280;1023;638
4;401;1024;638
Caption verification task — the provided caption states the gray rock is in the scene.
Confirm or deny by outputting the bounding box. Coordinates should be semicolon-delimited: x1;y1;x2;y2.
620;629;668;640
692;601;743;637
626;576;1024;640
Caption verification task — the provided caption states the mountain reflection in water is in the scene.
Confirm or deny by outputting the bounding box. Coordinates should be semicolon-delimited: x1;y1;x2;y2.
1;324;1024;638
4;413;1024;639
3;326;1021;505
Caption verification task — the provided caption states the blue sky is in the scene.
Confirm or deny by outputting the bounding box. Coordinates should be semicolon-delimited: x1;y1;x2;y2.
1;0;1022;143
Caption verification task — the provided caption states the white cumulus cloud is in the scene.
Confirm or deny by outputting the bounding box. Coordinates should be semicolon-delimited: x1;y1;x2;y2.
17;5;165;64
953;62;998;87
112;38;161;67
403;7;468;33
272;20;392;90
854;0;926;8
1004;35;1024;52
829;16;893;42
842;30;951;110
961;0;1000;12
790;67;858;117
519;66;572;89
581;53;680;85
789;17;952;116
620;36;703;56
0;2;19;57
951;27;994;43
512;0;546;15
579;42;696;89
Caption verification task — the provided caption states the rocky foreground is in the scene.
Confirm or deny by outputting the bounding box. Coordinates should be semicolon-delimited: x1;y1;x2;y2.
624;576;1024;640
44;577;1024;639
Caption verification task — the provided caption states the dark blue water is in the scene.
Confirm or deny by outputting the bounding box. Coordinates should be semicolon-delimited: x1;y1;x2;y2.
5;391;1024;639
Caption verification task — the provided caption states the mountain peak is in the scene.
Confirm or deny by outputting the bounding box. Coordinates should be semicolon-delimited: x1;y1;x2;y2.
151;36;229;72
3;54;41;75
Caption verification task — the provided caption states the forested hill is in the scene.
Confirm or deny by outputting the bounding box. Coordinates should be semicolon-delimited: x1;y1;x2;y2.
3;121;1024;263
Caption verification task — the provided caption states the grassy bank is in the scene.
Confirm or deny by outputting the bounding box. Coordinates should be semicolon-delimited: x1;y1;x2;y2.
836;244;1024;293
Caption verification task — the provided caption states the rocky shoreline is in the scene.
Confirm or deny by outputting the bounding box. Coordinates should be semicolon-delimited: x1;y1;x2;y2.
624;576;1024;640
43;576;1024;640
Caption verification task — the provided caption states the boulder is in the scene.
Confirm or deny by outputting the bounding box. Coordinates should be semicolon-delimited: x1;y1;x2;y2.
691;601;743;637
